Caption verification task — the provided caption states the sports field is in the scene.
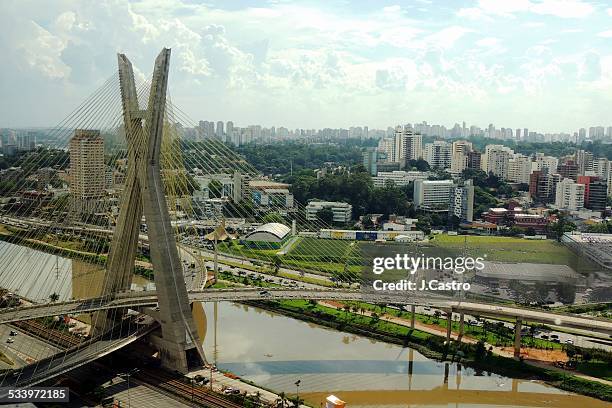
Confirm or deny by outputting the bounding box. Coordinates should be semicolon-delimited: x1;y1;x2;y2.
429;235;576;265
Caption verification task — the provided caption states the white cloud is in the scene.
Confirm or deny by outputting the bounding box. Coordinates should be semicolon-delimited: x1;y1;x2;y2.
598;30;612;38
382;5;401;14
459;0;593;19
476;37;500;47
531;0;593;18
426;26;472;49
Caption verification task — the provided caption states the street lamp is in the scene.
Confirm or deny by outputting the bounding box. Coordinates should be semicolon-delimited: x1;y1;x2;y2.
118;368;139;408
294;380;301;406
190;377;195;402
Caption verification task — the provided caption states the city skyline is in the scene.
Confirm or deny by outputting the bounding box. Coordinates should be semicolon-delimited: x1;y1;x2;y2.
1;0;612;131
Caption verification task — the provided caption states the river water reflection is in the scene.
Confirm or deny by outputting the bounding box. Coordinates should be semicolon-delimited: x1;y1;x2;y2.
196;302;608;408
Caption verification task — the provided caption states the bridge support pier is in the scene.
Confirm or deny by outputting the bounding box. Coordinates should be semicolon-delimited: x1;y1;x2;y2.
446;312;452;342
410;305;415;329
514;318;522;359
457;312;465;343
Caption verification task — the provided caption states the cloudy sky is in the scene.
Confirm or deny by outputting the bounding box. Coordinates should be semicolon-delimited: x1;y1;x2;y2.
1;0;611;132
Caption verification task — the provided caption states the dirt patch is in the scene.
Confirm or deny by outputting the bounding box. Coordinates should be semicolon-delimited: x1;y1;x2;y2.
499;346;568;362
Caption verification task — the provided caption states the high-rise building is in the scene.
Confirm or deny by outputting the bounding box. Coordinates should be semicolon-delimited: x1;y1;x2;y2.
481;145;513;179
607;167;612;198
362;147;378;176
450;140;472;176
216;121;224;140
557;161;578;181
592;158;609;180
507;154;532;184
69;129;105;215
529;169;561;204
17;132;36;151
578;176;607;211
532;153;558;174
467;151;481;170
555;178;585;211
424;141;451;169
393;126;422;167
413;179;454;210
449;179;474;222
575;150;594;175
377;138;394;163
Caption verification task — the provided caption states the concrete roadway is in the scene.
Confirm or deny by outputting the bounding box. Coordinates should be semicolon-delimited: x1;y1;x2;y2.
0;326;61;369
0;288;610;336
0;321;158;391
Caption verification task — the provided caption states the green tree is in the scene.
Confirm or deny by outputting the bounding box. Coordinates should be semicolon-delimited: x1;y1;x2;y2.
208;179;223;198
317;208;335;225
262;212;285;224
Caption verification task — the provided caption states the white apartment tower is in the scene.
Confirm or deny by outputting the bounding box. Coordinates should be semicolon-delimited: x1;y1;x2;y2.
450;140;473;176
507;154;532;184
377;138;394;163
424;140;452;169
481;145;514;179
555;178;585;211
393;126;423;166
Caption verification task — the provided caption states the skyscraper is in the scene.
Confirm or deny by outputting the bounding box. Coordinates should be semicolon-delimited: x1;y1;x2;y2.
69;129;105;215
216;121;224;140
393;125;422;167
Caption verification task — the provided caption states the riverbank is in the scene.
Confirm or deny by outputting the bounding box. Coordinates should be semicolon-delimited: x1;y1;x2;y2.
246;299;612;402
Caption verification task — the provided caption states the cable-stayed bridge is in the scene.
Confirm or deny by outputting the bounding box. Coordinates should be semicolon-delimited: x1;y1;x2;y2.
0;47;610;399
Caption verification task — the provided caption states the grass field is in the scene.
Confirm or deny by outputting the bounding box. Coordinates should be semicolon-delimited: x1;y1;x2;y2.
429;235;576;265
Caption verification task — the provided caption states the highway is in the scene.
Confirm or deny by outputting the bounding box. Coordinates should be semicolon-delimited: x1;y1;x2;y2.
0;320;158;391
0;288;610;335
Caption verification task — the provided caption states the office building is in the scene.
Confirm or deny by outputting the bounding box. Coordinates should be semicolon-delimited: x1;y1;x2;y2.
413;179;454;210
372;171;428;187
306;200;352;223
449;179;474;222
362;147;378;176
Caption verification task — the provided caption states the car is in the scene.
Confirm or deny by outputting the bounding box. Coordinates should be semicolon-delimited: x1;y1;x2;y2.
565;339;574;344
259;290;270;296
9;331;17;336
550;334;559;339
223;388;240;395
540;335;549;340
6;338;14;344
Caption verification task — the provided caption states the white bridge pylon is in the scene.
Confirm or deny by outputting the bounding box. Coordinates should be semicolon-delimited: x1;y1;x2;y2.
99;48;205;373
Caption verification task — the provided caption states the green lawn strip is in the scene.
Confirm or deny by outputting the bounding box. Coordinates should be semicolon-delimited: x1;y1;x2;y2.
576;361;612;382
276;271;334;287
429;235;575;264
335;301;562;350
